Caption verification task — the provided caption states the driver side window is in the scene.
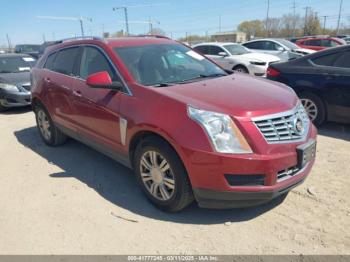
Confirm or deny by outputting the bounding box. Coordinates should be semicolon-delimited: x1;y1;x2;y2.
79;46;118;81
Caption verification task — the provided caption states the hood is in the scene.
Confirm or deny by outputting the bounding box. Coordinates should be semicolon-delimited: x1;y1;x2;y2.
237;52;280;63
0;72;30;85
157;74;298;119
293;48;315;55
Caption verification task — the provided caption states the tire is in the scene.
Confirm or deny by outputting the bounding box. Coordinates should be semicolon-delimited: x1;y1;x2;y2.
0;105;8;112
34;104;67;146
133;136;194;212
299;92;326;126
233;65;249;74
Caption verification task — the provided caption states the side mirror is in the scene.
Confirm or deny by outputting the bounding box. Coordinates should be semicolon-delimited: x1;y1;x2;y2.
218;51;228;57
86;71;122;90
277;46;285;52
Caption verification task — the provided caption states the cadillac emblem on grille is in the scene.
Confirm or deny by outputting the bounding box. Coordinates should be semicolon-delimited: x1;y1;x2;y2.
293;116;305;135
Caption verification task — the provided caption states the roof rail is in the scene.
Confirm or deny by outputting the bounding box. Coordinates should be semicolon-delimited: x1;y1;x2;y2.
39;36;104;54
53;36;103;44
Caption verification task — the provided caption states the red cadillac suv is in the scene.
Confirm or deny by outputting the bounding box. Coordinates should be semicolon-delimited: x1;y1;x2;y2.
31;36;317;212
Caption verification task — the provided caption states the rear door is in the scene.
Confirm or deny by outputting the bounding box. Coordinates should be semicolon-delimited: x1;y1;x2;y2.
72;45;125;152
311;51;350;122
43;46;80;130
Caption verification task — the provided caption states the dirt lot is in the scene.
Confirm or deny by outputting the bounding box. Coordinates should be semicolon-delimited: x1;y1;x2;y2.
0;107;349;255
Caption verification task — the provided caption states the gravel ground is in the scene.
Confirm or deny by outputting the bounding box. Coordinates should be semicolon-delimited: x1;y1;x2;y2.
0;107;349;255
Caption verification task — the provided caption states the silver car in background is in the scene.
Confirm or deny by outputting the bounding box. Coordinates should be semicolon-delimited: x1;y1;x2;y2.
193;42;280;77
242;38;315;61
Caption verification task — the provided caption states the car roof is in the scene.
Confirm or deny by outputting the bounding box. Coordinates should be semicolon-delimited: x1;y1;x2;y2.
0;53;32;58
194;42;238;46
45;36;176;54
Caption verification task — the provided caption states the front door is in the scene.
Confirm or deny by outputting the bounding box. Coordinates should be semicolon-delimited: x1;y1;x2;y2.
72;45;124;152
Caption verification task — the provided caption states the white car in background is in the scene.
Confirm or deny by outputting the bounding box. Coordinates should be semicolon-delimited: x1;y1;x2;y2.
193;42;280;76
242;38;315;61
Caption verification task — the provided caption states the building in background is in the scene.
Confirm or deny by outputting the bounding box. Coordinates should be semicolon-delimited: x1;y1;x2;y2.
211;31;247;43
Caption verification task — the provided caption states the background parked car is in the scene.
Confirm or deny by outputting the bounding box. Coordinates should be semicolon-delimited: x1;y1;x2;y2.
14;44;41;58
266;45;350;125
0;53;36;111
295;37;346;51
193;42;280;76
242;38;315;61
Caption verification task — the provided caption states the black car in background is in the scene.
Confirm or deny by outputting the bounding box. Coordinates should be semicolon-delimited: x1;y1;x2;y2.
14;44;41;58
0;53;36;111
267;45;350;126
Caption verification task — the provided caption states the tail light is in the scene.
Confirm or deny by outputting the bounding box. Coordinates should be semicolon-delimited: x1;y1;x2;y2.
267;67;280;77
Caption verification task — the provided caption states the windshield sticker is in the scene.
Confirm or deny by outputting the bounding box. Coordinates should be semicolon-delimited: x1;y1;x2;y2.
18;67;31;71
22;57;35;62
186;50;204;61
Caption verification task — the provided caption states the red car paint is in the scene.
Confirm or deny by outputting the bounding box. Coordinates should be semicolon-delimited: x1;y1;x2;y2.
296;37;346;51
31;37;317;209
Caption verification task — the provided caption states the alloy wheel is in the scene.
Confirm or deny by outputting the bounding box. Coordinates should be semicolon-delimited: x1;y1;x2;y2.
139;150;175;201
301;98;318;122
37;110;51;141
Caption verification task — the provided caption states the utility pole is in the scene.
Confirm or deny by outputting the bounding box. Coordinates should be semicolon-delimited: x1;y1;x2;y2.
266;0;270;37
336;0;343;35
6;34;11;50
42;34;46;43
303;6;310;36
113;7;129;36
291;0;297;37
322;16;328;33
79;18;85;37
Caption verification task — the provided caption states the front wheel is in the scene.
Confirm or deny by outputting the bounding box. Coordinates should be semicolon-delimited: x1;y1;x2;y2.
133;137;194;212
233;65;249;74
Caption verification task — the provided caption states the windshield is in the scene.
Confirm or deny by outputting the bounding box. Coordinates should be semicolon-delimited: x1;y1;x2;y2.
276;39;299;50
114;44;227;86
16;45;41;53
223;44;250;55
0;56;36;73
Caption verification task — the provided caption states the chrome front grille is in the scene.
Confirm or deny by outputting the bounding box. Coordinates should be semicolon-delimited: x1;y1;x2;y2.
253;104;310;143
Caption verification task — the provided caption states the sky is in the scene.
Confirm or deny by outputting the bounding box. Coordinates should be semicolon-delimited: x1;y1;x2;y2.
0;0;349;46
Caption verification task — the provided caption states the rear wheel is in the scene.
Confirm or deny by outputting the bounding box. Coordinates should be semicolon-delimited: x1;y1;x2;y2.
299;92;326;126
34;104;67;146
133;137;194;212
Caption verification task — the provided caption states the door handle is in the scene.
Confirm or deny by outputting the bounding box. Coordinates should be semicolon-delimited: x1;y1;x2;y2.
73;90;82;98
44;77;51;83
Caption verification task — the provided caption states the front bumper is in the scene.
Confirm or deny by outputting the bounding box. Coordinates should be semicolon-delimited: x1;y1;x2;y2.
179;123;317;209
0;90;31;108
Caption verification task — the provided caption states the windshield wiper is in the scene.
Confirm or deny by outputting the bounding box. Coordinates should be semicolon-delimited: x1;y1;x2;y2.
153;82;175;87
179;73;227;84
0;71;13;73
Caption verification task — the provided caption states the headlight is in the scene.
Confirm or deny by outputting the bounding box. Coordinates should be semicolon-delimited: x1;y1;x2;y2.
188;106;252;154
0;83;19;92
250;61;266;66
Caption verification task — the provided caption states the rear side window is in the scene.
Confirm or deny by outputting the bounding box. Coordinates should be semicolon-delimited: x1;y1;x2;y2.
312;52;342;67
52;47;79;75
243;41;263;49
305;39;321;46
79;46;117;80
333;52;350;68
44;52;57;70
193;45;209;55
